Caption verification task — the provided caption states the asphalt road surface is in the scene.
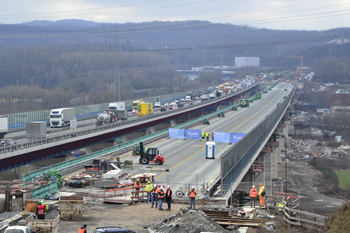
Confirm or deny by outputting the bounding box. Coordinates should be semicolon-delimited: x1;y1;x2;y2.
121;83;291;197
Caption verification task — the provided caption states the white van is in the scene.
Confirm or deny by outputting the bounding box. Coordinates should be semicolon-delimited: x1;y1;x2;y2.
185;96;191;102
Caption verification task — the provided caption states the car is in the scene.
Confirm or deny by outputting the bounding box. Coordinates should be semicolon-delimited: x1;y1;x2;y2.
178;103;184;108
164;103;169;106
94;227;136;233
131;109;137;114
154;102;161;107
4;226;35;233
180;98;185;102
196;100;201;103
170;102;176;106
0;139;16;147
168;105;174;110
174;99;179;104
160;106;167;112
194;96;200;100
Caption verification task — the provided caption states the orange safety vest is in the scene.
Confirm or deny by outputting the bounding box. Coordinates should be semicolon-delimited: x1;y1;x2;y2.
135;182;141;189
159;191;164;199
79;228;86;233
152;188;159;194
37;205;45;215
250;188;258;198
190;190;196;198
167;189;172;197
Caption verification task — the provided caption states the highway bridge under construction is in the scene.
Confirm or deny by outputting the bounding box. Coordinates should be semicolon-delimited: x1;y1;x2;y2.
19;81;295;205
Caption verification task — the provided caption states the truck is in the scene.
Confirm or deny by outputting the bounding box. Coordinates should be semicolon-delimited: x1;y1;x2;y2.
25;214;60;233
209;93;216;100
26;121;47;140
132;100;145;113
219;85;224;91
108;102;125;111
137;103;153;117
0;116;8;139
187;91;196;100
96;110;117;126
200;94;209;101
116;110;128;121
50;108;75;128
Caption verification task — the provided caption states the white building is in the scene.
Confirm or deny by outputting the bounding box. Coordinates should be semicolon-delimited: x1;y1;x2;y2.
235;57;260;68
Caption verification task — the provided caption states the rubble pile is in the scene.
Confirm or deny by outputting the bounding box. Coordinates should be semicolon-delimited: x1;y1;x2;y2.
148;209;230;233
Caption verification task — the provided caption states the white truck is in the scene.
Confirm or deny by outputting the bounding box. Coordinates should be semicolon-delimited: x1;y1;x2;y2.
50;108;75;128
25;215;60;233
108;102;125;111
0;116;8;139
26;121;47;140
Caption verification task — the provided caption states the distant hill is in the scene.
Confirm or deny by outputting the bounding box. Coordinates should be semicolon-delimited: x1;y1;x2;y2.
25;19;99;29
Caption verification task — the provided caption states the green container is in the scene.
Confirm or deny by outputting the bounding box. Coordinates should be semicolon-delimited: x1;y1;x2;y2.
284;96;287;99
284;88;287;91
292;82;295;85
232;106;237;111
240;99;249;107
256;93;261;99
249;99;253;102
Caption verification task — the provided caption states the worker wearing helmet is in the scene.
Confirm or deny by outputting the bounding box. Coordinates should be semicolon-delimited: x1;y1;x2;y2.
41;200;48;215
134;179;141;197
36;201;46;219
259;183;266;207
158;187;165;210
201;131;205;142
249;185;258;207
165;185;172;211
190;186;196;209
145;181;153;203
151;185;159;208
206;131;209;141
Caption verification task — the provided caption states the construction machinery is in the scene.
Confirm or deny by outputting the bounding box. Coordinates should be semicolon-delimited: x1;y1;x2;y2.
202;118;210;125
138;142;164;165
96;110;117;126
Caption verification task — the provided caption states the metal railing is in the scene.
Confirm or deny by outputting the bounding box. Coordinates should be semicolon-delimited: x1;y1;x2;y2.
220;82;295;192
1;83;260;154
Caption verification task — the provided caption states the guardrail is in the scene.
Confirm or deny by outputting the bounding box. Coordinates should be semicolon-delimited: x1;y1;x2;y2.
2;83;260;154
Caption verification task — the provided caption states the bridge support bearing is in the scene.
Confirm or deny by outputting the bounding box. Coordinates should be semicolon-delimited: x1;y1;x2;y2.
146;126;157;135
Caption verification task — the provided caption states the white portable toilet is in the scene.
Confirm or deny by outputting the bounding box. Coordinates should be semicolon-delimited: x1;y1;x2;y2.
206;142;215;159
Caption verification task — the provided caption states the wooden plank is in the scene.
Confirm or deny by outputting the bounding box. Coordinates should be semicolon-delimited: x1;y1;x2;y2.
216;221;259;227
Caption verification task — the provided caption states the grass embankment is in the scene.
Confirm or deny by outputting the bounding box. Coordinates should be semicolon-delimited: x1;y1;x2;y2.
336;170;350;190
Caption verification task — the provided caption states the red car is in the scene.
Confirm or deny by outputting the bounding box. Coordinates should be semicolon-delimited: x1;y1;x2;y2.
168;105;174;110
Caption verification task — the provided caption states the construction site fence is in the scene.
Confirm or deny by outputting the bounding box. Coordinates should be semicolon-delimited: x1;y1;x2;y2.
2;83;259;155
32;182;58;199
23;83;260;183
221;82;296;192
5;86;218;131
281;197;328;229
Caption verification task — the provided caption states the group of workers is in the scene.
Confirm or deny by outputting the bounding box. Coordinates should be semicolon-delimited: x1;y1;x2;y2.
140;180;197;210
201;131;214;142
249;183;265;207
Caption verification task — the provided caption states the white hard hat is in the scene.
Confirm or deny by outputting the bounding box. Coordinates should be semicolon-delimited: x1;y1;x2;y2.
160;187;163;190
154;185;157;187
167;185;170;188
192;186;195;189
252;185;255;188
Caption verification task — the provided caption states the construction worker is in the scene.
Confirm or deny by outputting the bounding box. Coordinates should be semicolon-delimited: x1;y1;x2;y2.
190;186;196;209
151;185;159;208
79;224;87;233
165;185;172;211
212;132;214;141
201;131;205;142
134;179;141;197
145;181;153;203
278;202;285;212
36;201;46;219
41;200;48;214
158;187;165;210
206;131;209;141
249;185;258;207
259;183;266;207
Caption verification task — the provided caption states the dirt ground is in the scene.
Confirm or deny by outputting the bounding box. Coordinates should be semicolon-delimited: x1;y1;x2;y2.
56;202;188;233
278;160;345;216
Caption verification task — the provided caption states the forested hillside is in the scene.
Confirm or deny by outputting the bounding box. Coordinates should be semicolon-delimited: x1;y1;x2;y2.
1;19;350;113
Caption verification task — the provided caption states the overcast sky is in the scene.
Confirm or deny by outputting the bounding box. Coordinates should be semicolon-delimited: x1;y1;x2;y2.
1;0;349;30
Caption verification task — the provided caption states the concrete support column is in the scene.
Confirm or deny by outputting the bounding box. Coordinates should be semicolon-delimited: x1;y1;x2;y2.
264;153;272;196
122;131;146;143
146;126;157;135
271;147;278;179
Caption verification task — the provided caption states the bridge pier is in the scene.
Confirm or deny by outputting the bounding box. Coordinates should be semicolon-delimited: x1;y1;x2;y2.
146;126;157;135
122;131;146;143
170;120;177;127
